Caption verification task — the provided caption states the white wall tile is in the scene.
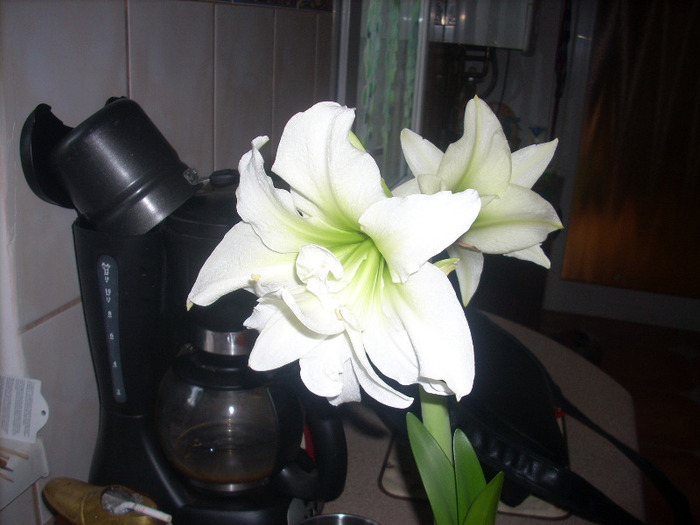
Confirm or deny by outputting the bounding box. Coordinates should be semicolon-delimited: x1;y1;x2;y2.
0;0;128;329
315;13;335;102
215;4;275;168
128;0;215;178
0;487;38;525
21;303;99;522
272;10;323;152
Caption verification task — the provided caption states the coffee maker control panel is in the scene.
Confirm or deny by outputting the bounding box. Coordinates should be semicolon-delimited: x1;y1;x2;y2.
97;255;126;403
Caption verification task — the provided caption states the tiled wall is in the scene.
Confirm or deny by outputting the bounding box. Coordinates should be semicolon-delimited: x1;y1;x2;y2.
0;0;335;522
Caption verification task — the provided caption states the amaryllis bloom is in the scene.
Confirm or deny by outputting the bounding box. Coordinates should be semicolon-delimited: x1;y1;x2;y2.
188;102;481;409
395;96;562;305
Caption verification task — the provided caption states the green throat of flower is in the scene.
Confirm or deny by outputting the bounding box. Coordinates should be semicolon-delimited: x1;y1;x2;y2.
329;235;389;317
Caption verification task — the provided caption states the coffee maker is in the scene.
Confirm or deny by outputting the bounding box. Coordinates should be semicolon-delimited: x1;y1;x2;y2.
20;98;347;524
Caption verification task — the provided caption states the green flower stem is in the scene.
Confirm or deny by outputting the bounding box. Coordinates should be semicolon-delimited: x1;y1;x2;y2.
419;387;453;463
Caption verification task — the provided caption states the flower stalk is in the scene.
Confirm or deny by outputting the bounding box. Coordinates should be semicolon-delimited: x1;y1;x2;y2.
419;387;452;461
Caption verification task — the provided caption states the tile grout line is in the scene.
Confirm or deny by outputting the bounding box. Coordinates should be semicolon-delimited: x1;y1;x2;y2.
212;2;218;169
21;297;82;334
124;0;131;98
271;9;278;151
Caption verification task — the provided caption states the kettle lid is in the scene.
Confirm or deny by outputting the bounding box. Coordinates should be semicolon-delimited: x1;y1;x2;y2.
20;98;201;235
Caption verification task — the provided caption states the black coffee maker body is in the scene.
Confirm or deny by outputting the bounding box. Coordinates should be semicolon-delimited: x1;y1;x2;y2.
20;99;347;524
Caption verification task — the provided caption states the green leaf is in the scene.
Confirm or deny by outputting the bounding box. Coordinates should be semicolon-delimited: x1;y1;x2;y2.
406;413;458;525
453;428;486;524
463;472;504;525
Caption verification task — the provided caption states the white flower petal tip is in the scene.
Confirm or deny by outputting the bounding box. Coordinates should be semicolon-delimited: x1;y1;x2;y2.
505;245;552;268
463;184;562;256
252;135;269;150
400;128;444;181
511;139;558;189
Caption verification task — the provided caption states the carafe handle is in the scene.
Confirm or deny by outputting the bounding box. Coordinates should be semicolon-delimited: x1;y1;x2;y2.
273;383;347;502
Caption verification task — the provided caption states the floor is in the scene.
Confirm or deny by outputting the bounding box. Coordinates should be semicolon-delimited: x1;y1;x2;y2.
538;310;700;525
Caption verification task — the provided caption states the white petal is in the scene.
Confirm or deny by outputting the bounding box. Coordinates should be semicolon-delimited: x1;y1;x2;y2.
360;189;481;282
250;295;362;405
448;245;485;306
387;263;475;400
236;137;328;252
462;184;562;254
325;358;362;406
361;297;418;387
271;102;386;225
299;336;359;402
187;222;297;307
296;244;345;295
278;285;345;336
345;326;414;408
244;295;276;330
511;139;558;189
416;174;444;195
400;128;444;177
438;97;511;195
504;244;552;268
420;379;454;397
392;177;420;197
246;298;325;370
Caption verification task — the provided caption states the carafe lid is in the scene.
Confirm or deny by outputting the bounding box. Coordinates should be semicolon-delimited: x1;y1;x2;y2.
193;327;255;356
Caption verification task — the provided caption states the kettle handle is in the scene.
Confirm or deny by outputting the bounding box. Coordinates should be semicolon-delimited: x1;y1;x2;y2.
274;383;348;502
20;104;74;208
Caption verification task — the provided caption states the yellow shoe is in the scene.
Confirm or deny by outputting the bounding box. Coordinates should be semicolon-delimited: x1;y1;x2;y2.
44;477;167;525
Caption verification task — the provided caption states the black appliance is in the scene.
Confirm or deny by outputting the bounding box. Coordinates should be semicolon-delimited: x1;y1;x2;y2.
19;98;347;524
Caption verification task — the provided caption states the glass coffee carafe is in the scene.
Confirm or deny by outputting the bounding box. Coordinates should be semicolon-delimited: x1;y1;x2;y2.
156;328;306;493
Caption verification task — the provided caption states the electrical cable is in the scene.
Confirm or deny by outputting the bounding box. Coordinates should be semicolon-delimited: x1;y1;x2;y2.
550;0;573;140
496;49;512;114
475;47;498;99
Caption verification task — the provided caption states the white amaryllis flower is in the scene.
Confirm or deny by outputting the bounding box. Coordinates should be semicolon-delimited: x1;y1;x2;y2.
188;102;482;409
395;96;562;305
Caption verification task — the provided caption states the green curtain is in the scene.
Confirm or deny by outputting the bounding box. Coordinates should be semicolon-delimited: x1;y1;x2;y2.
355;0;423;188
